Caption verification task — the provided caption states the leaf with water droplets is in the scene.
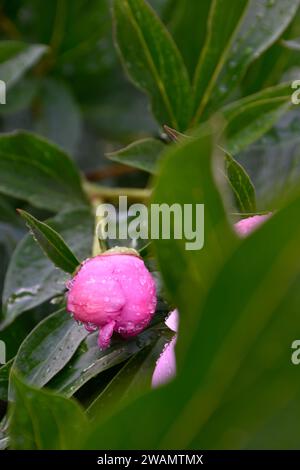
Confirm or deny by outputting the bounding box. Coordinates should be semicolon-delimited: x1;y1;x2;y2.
221;82;292;154
17;209;80;274
113;0;192;130
108;138;165;174
1;208;93;328
0;131;88;212
224;152;256;213
192;0;249;124
10;309;88;392
48;316;169;397
87;332;173;421
204;0;300;117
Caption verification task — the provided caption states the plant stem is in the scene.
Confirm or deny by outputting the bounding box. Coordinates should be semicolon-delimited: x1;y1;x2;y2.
83;181;151;203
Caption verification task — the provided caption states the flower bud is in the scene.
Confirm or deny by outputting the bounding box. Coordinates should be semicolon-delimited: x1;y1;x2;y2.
66;249;157;349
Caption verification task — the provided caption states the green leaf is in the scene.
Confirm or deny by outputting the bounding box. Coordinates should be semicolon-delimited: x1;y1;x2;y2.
192;0;249;124
11;309;88;391
108;138;165;174
2;208;93;328
84;129;239;449
87;333;172;420
48;318;168;397
224;152;256;213
165;0;211;77
0;358;14;401
174;196;300;449
0;308;47;361
0;79;38;115
84;141;300;451
205;0;300;116
220;83;293;154
150;128;236;352
34;78;82;155
113;0;192;131
0;41;47;90
18;209;80;274
9;372;88;450
0;131;88;212
225;98;290;155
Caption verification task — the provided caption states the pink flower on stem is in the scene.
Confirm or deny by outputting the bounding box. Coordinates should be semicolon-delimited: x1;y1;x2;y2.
66;249;157;349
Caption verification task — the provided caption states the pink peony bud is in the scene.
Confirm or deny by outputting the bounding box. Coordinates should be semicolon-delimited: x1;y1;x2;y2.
66;249;157;349
235;214;270;237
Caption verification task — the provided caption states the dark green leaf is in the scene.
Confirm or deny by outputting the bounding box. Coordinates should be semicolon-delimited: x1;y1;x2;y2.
165;0;211;77
220;83;293;154
151;128;236;349
87;333;172;420
0;79;38;115
48;319;168;397
0;131;88;212
0;41;47;90
18;209;80;274
34;78;82;155
2;208;93;328
113;0;192;130
108;138;165;174
84;129;239;449
224;152;256;213
11;309;88;390
192;0;249;124
84;138;300;451
205;0;300;116
9;372;87;450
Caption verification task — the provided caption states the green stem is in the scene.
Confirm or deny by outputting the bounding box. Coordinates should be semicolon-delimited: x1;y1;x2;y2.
83;181;152;203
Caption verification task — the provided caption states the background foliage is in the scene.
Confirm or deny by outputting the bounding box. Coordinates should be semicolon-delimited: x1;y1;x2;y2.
1;0;300;450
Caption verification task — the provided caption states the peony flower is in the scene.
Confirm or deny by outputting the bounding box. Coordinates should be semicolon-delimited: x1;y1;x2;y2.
66;248;157;349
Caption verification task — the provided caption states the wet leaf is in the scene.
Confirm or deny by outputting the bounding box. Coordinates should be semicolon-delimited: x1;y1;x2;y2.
0;131;88;212
11;309;88;391
9;372;88;450
48;318;168;397
18;209;80;274
1;208;93;328
205;0;300;116
113;0;192;130
108;138;165;174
